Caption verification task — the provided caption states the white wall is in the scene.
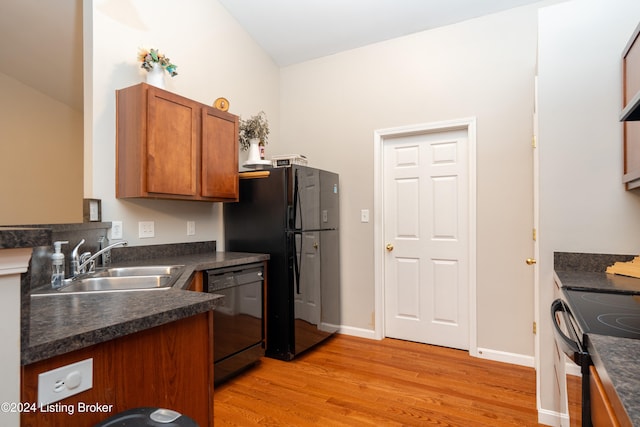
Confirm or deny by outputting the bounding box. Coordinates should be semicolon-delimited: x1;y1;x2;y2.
277;2;550;355
86;0;280;246
538;0;640;420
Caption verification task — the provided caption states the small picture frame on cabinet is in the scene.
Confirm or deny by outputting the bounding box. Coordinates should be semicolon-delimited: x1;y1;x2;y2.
83;198;102;222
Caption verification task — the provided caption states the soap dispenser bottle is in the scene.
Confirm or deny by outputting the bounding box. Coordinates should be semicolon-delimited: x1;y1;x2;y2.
51;241;69;288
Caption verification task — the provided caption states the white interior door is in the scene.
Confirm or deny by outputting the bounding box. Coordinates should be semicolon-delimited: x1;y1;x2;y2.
383;127;470;350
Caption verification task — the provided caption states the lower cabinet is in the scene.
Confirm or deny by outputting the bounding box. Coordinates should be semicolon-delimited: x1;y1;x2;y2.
589;366;623;427
21;313;214;427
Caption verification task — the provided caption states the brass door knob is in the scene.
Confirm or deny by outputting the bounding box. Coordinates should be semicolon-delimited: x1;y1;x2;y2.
313;242;319;250
526;258;537;265
386;244;394;252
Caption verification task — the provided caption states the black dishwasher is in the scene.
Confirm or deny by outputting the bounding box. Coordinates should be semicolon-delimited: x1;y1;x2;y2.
204;262;264;385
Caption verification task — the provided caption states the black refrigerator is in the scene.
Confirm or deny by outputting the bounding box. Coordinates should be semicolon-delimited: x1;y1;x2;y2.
224;165;340;361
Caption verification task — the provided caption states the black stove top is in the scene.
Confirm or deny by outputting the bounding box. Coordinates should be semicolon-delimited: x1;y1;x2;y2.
563;289;640;339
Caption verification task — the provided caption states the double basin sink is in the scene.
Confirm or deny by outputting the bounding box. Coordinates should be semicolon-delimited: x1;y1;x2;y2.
33;265;185;296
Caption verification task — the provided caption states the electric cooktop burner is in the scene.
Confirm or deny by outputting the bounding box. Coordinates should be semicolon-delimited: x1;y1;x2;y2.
563;289;640;339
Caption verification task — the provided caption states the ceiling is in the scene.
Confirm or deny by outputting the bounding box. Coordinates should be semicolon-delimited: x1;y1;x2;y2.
217;0;545;66
0;0;544;110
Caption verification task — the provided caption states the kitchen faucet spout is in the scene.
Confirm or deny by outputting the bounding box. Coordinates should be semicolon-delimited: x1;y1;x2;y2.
74;240;128;276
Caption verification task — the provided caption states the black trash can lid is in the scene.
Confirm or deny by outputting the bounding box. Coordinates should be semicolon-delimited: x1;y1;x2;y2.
94;407;199;426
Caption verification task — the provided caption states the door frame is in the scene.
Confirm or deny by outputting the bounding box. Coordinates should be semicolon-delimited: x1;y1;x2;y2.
373;117;478;355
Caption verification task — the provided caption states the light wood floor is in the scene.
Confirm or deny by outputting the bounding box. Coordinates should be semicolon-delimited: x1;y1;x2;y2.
214;334;581;426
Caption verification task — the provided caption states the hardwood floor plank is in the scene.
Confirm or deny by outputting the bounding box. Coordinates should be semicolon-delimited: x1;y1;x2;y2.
214;334;579;426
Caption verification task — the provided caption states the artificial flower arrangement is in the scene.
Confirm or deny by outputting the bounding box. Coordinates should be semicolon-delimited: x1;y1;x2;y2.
239;111;270;151
138;48;178;77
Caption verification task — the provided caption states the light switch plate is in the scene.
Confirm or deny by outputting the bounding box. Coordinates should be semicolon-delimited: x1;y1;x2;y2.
111;221;123;239
138;221;155;238
187;221;195;236
38;358;93;405
361;209;370;223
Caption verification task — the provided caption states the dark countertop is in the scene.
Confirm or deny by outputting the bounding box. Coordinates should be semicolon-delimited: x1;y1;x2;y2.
554;252;640;426
589;334;640;426
0;227;51;249
24;251;269;365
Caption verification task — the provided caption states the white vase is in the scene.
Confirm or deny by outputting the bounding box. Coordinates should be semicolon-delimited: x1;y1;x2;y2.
146;63;165;89
247;138;261;164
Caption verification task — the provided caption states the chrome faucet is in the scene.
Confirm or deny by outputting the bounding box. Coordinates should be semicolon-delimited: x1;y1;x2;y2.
71;239;128;276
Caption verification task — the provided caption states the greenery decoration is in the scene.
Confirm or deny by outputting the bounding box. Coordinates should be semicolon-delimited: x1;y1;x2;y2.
239;111;270;151
138;48;178;77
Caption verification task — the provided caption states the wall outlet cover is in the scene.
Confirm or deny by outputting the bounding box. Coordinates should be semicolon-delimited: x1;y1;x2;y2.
38;358;93;405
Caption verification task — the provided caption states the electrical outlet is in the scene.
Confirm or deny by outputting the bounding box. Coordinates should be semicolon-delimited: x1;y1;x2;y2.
187;221;195;236
111;221;123;239
138;221;155;238
38;358;93;405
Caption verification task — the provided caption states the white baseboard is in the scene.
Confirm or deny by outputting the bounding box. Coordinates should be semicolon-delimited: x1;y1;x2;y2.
336;325;379;340
475;347;535;368
537;407;567;427
338;330;536;369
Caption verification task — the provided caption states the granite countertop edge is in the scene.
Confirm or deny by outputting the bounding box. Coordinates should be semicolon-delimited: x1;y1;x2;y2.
24;251;269;365
23;293;221;365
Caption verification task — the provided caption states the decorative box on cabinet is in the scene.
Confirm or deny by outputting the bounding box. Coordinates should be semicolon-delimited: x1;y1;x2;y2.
116;83;239;201
621;22;640;190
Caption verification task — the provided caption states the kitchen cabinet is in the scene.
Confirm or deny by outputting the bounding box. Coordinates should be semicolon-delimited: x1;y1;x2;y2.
621;22;640;190
116;83;239;201
21;312;214;427
589;366;623;427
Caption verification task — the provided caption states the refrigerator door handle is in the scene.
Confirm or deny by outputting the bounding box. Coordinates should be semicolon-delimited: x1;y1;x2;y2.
293;232;301;294
291;169;301;230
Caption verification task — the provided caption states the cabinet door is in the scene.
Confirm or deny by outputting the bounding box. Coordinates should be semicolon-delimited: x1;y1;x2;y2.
623;23;640;189
201;107;238;200
589;366;622;427
147;88;198;197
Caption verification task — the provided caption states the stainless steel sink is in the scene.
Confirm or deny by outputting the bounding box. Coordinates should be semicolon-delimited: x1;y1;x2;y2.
32;265;185;296
92;265;184;278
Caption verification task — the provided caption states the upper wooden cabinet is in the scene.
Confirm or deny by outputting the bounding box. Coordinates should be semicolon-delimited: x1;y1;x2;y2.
116;83;239;201
621;22;640;190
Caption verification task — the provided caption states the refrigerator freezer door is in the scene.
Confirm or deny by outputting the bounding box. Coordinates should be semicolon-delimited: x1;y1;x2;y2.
290;166;320;231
